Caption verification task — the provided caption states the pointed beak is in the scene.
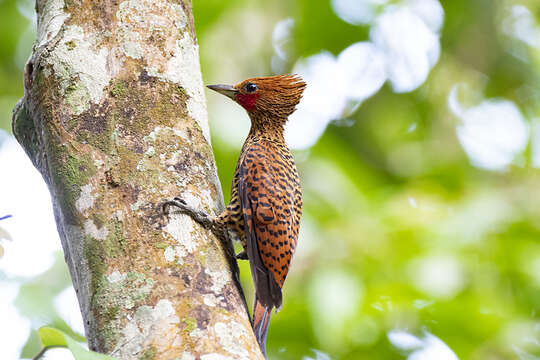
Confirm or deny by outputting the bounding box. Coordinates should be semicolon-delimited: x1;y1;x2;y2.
206;84;238;100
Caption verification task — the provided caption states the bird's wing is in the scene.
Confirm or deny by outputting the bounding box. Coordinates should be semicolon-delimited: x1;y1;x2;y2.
238;141;297;309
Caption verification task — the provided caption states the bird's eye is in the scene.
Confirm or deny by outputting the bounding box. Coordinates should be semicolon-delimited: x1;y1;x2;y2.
244;82;257;93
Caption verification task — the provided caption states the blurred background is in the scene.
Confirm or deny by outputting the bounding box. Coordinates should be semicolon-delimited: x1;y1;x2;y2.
0;0;539;359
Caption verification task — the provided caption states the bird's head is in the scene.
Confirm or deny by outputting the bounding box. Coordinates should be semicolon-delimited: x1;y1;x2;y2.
207;75;306;124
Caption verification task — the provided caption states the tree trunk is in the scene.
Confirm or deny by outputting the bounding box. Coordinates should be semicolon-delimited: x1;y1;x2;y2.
12;0;263;359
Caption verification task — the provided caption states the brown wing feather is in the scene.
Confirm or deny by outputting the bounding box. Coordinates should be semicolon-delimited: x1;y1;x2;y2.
239;140;298;309
252;190;294;288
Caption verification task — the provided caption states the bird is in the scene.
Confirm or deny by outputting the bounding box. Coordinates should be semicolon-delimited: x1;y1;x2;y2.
163;74;306;357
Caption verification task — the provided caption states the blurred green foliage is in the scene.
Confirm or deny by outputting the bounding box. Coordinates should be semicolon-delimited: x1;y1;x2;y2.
36;327;116;360
0;0;29;131
0;0;539;359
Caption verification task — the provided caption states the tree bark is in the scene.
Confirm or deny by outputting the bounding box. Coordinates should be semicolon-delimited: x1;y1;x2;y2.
12;0;263;359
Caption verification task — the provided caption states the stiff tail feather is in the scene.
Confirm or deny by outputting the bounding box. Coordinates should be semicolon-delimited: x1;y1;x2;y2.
253;298;272;357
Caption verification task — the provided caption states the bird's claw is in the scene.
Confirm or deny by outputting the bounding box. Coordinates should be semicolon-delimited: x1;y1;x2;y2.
162;198;214;229
173;196;186;205
162;197;188;213
162;197;242;287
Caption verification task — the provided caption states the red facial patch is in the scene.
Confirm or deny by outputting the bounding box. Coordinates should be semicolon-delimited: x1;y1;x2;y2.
236;93;260;112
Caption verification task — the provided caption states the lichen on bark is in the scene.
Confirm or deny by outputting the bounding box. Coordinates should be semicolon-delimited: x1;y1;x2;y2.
13;0;263;358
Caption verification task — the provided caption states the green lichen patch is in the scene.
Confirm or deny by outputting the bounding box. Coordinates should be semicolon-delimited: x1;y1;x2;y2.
12;101;41;168
84;234;106;294
65;79;92;117
71;99;115;153
64;0;118;39
140;346;157;360
183;316;197;333
64;0;76;11
112;145;140;185
115;82;181;135
92;270;155;350
65;40;76;50
109;71;189;138
83;219;126;296
92;213;106;229
93;271;155;312
103;219;126;258
110;80;127;98
48;148;97;224
74;125;93;144
195;251;207;266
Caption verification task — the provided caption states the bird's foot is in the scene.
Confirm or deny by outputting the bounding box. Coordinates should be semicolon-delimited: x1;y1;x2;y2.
162;197;220;235
162;197;243;288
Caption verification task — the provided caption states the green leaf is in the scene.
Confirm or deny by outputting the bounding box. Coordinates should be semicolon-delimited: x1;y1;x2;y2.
20;329;41;359
36;327;117;360
38;327;68;347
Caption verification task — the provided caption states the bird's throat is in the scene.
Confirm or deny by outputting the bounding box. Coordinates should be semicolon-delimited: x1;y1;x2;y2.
236;93;260;112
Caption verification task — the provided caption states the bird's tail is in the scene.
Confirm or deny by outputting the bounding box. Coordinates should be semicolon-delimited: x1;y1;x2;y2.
253;297;272;358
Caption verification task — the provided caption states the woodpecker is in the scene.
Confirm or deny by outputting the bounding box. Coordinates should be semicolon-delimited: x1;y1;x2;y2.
164;74;306;357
